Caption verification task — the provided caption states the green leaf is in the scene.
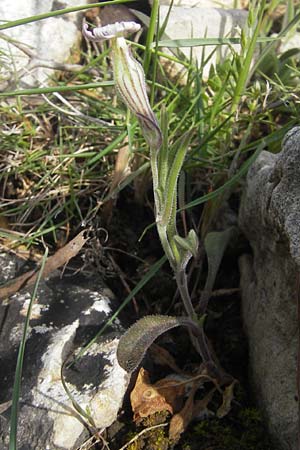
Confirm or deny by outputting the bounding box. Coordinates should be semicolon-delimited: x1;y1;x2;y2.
174;229;199;259
117;315;202;372
231;0;267;112
0;82;114;98
161;129;194;226
199;227;237;314
154;36;278;48
9;248;48;450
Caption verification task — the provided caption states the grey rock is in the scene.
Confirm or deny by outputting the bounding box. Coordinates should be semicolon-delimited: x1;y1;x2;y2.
0;253;129;450
239;127;300;450
278;30;300;55
0;0;88;88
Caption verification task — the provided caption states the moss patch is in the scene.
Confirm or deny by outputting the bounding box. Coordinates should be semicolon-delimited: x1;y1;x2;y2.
180;408;273;450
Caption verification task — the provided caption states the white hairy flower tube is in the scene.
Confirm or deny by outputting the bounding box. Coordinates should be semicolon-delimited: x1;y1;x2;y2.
82;21;141;42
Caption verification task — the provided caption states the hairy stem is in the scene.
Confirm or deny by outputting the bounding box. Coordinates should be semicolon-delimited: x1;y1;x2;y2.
175;269;213;363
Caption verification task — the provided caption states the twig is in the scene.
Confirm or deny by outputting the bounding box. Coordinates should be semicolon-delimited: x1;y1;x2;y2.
41;92;111;126
118;423;168;450
0;31;98;91
202;287;240;298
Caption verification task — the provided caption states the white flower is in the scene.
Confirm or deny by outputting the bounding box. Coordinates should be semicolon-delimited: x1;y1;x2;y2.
83;21;162;149
83;21;141;42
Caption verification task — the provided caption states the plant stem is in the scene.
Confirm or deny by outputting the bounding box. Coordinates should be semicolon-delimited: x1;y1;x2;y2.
175;269;197;321
175;269;213;363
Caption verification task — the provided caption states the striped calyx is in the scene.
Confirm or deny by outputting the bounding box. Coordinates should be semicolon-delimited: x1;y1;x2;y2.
82;21;162;149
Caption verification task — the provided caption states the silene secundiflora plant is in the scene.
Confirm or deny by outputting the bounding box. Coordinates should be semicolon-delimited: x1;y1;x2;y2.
83;21;218;376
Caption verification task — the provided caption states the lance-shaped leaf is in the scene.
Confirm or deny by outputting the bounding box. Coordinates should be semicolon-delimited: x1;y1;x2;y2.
199;226;237;314
117;315;202;373
160;129;194;227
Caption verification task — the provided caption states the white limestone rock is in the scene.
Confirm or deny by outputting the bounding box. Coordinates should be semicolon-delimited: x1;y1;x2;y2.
0;0;88;88
279;31;300;55
0;256;129;450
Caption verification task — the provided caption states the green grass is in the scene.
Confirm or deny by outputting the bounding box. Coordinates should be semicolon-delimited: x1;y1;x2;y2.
1;1;299;250
9;248;48;450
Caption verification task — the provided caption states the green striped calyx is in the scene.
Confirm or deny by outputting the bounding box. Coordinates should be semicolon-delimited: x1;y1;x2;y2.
83;21;162;150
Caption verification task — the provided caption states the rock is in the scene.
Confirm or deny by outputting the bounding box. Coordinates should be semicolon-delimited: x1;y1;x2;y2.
0;0;88;88
279;31;300;56
157;5;247;81
100;5;140;27
0;252;129;450
239;127;300;450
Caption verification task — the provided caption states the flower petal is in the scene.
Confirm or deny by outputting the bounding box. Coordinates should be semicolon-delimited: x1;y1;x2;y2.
82;21;141;42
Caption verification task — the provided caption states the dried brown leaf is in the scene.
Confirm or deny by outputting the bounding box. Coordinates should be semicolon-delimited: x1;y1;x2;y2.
102;145;131;223
0;230;88;301
130;368;185;422
168;375;217;443
0;399;12;415
193;387;216;419
169;385;196;442
216;380;237;418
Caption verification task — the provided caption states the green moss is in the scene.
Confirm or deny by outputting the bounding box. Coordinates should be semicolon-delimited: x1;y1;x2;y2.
146;427;169;450
181;408;273;450
126;412;170;450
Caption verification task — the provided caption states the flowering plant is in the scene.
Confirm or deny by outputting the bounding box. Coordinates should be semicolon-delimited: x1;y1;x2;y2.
83;20;218;374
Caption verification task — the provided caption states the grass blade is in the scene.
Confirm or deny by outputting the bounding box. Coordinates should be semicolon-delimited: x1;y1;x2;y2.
143;0;159;75
9;248;49;450
250;10;300;76
0;0;133;31
162;130;194;226
0;82;114;97
182;141;265;212
155;36;277;48
231;0;266;112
